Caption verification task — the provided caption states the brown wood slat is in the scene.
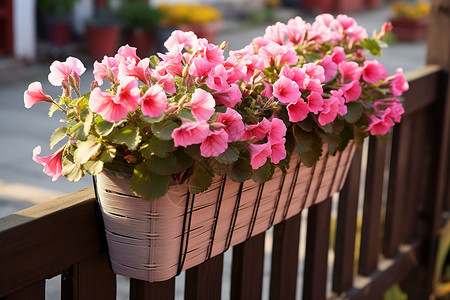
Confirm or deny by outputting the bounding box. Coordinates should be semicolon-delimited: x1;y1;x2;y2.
185;253;224;300
269;213;301;300
3;281;45;300
382;119;412;258
0;189;104;298
337;241;423;300
332;147;363;293
231;232;265;300
359;137;388;275
61;253;116;299
130;278;175;300
303;198;332;300
403;66;442;115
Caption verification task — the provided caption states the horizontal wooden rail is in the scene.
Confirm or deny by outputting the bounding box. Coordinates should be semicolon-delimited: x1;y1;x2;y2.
0;188;105;298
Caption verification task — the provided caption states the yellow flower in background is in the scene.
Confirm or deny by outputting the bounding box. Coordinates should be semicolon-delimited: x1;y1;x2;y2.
391;0;431;20
159;3;222;25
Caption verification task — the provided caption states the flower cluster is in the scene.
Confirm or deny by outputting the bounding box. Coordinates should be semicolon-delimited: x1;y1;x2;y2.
26;14;408;200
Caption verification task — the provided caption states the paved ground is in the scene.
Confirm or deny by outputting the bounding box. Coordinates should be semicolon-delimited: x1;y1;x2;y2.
0;4;427;299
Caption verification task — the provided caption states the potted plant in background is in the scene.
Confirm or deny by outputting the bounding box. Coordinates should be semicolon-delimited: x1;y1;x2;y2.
85;0;121;61
24;15;408;282
119;0;162;58
159;3;224;43
389;0;431;42
37;0;79;46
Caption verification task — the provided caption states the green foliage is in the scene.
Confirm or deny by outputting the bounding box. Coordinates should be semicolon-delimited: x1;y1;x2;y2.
108;125;142;151
188;163;213;194
38;0;79;16
130;163;171;200
120;0;162;31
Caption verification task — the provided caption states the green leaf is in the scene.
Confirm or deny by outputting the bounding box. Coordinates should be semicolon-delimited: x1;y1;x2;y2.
146;154;179;175
62;156;84;182
149;55;160;68
216;146;239;164
215;106;227;113
318;132;341;155
362;38;381;56
151;121;179;140
50;127;67;150
342;102;363;124
184;144;203;161
142;113;165;124
293;126;321;154
74;137;101;165
95;117;115;136
109;125;142;150
148;136;175;157
84;159;104;175
130;163;171;200
71;119;92;141
251;159;273;183
297;116;315;132
353;126;367;146
208;158;233;175
299;144;323;167
177;109;196;121
80;108;93;123
48;102;60;118
188;163;213;194
227;157;252;182
99;145;116;163
174;148;193;170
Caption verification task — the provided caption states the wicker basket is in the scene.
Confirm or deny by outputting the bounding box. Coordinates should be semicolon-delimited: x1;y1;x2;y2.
96;142;355;282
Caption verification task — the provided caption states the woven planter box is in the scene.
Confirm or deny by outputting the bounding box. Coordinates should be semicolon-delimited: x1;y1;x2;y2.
96;142;355;282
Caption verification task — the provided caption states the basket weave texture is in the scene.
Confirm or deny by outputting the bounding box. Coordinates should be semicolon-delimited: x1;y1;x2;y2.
96;142;355;282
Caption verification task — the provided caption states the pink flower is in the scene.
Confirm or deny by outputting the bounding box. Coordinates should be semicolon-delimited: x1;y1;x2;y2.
118;58;152;85
206;64;229;91
93;56;119;86
302;63;325;82
194;39;224;65
305;78;323;94
365;109;395;136
89;77;140;122
153;67;177;94
270;139;286;164
138;84;168;118
115;45;140;63
158;45;184;76
215;108;245;142
249;143;272;169
212;84;242;108
321;55;337;82
389;68;409;96
287;97;309;122
242;118;271;141
307;91;324;114
188;89;215;121
264;22;287;45
362;60;388;83
261;82;273;99
189;57;214;79
172;120;210;147
48;57;86;86
279;65;309;90
268;118;287;144
341;80;362;102
164;30;198;50
89;88;130;123
24;82;53;108
285;17;307;44
384;98;404;122
318;90;347;126
332;47;346;64
32;146;63;181
259;43;298;68
338;61;363;83
200;129;229;157
273;76;301;104
224;57;248;83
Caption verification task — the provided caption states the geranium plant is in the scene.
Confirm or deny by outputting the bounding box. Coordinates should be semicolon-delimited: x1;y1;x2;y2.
25;14;408;200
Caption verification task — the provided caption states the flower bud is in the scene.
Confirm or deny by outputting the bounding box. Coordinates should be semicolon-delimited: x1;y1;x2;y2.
209;122;226;130
182;63;190;79
106;69;115;84
61;81;71;98
166;104;179;114
90;80;99;91
219;41;228;50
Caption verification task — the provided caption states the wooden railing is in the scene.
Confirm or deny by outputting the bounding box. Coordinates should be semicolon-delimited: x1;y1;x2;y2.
0;65;449;300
